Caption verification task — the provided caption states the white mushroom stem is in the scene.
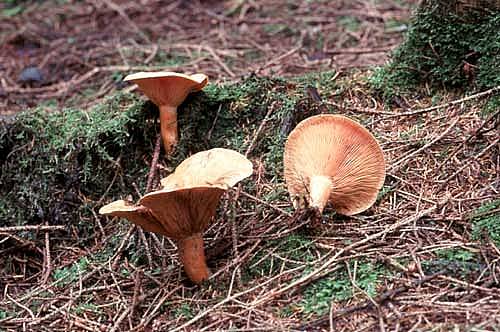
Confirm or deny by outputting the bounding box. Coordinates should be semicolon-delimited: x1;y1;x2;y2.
177;233;210;284
309;175;332;213
159;105;178;154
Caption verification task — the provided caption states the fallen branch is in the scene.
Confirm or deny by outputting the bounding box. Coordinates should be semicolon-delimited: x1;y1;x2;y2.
385;85;500;119
438;138;499;191
0;225;65;233
389;117;460;172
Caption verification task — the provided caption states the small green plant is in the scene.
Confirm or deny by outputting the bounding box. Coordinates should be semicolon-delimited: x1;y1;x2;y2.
0;310;9;319
279;305;295;318
436;248;475;262
482;95;500;116
338;16;361;32
52;257;89;286
422;248;483;277
471;199;500;247
2;1;24;17
376;185;394;202
300;262;387;316
262;23;295;37
73;302;101;315
173;303;194;319
248;234;316;277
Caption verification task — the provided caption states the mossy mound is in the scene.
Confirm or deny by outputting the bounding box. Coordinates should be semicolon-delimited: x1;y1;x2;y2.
0;94;156;238
0;72;338;241
370;2;500;98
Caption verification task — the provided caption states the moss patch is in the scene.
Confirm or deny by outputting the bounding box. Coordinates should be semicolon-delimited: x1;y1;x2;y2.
0;93;156;236
370;4;500;98
471;199;500;247
300;261;389;316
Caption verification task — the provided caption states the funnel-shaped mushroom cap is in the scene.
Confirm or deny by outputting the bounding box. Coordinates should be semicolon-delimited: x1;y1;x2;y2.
161;148;254;190
284;114;385;215
139;186;225;240
98;199;168;236
123;71;208;107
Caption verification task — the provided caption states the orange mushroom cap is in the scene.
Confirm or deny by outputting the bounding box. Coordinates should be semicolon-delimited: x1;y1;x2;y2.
98;199;167;236
139;186;225;240
123;71;208;107
284;114;385;215
123;71;208;154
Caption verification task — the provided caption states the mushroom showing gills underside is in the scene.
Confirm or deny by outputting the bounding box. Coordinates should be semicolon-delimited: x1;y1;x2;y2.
284;114;385;216
124;71;208;154
99;148;253;284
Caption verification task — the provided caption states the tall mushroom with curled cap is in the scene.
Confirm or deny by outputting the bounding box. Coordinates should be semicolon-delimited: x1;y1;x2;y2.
124;71;208;154
99;148;253;283
284;114;385;216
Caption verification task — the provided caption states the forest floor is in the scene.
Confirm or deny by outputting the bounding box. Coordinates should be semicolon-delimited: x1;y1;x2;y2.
1;0;499;331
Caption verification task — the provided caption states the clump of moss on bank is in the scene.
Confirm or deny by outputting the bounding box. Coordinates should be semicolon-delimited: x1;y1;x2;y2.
0;93;156;235
370;3;500;98
0;73;337;239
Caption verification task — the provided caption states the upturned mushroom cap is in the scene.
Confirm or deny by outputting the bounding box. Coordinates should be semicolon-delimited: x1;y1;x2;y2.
284;114;385;215
100;149;253;284
160;148;254;190
123;71;208;107
142;149;253;283
98;199;168;236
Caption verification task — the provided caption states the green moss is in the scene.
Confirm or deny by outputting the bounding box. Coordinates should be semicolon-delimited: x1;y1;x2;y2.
73;302;102;316
52;257;90;286
300;262;389;316
247;234;316;278
482;95;500;116
0;93;155;232
338;16;361;32
0;96;140;232
173;303;194;319
422;248;484;278
370;4;500;98
471;199;500;247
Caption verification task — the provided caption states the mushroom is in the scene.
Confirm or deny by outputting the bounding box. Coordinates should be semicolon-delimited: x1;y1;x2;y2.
283;114;385;215
99;148;253;283
124;71;208;154
98;199;166;236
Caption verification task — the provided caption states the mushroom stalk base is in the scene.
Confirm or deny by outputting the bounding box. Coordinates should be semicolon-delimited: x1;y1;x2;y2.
159;105;178;154
177;233;210;284
309;175;332;214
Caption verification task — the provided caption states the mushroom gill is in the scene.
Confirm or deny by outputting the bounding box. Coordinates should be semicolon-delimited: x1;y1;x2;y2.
284;114;385;215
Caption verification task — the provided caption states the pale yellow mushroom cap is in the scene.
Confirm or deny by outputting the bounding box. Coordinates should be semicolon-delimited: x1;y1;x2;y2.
160;148;254;190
